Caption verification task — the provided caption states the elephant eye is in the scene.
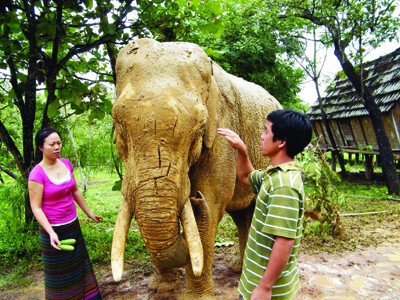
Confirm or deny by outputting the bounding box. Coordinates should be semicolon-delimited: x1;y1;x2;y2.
193;128;203;141
188;128;204;165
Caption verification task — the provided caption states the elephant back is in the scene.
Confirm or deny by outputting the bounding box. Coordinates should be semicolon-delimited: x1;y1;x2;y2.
211;62;282;168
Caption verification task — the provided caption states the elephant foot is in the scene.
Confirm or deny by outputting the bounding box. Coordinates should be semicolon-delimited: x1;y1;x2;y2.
180;268;215;300
177;290;215;300
149;269;181;294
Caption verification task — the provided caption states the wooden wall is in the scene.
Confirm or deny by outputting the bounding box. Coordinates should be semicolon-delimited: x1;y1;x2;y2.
312;102;400;159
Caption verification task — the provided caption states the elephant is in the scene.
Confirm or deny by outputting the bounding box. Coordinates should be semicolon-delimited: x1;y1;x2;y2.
111;38;282;299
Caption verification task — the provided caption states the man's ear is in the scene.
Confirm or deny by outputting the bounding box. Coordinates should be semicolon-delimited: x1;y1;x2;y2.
278;139;286;148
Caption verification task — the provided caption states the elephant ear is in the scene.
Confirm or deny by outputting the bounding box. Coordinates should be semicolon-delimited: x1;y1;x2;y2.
203;74;220;149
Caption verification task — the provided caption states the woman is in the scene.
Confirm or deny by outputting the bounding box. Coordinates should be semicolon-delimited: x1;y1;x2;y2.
28;128;102;299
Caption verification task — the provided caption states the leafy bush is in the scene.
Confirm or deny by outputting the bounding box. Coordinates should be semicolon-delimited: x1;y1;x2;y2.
0;176;27;233
299;142;344;236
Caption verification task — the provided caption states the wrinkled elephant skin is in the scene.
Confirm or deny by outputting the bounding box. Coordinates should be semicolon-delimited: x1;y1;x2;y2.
111;38;282;298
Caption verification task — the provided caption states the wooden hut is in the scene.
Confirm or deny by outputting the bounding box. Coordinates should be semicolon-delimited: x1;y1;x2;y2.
306;47;400;177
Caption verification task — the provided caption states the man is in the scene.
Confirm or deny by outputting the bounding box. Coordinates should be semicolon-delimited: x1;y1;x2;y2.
218;109;312;300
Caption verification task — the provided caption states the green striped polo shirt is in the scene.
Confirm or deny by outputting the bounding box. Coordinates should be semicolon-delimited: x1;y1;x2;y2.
238;161;305;300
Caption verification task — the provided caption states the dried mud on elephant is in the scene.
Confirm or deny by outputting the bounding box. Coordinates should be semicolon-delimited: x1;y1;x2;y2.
110;38;281;298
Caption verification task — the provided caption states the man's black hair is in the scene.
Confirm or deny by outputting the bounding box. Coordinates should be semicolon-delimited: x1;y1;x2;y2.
267;109;312;158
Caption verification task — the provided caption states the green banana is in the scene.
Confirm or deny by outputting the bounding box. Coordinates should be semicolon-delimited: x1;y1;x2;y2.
60;239;76;245
59;244;74;251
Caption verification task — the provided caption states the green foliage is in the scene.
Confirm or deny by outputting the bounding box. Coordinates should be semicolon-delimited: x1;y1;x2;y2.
187;0;307;110
0;105;23;171
0;176;27;231
137;0;226;41
76;173;148;263
0;201;41;292
60;114;116;170
0;177;41;289
215;214;237;243
301;181;400;254
299;142;344;236
0;224;40;268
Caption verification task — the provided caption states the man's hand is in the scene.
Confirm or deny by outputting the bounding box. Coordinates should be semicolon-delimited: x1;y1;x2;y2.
217;128;246;152
217;128;253;186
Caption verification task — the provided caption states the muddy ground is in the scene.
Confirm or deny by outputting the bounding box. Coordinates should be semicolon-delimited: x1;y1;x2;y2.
1;235;399;300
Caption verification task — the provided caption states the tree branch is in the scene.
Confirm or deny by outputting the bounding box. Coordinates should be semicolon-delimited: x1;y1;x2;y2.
0;120;24;173
0;164;18;179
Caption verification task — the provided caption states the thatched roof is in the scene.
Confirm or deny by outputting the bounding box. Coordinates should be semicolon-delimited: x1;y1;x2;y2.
307;47;400;121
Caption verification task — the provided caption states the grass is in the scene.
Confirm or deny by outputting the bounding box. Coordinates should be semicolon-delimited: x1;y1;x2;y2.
301;180;400;254
1;167;399;292
76;172;148;264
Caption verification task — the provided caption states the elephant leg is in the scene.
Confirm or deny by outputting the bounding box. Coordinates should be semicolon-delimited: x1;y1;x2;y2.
149;269;181;295
181;192;215;298
227;201;255;273
182;235;215;299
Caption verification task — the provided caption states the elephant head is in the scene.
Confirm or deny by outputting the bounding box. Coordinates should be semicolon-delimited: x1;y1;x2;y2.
111;39;219;281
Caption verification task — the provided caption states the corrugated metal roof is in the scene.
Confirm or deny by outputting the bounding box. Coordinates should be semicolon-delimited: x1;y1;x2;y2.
307;47;400;121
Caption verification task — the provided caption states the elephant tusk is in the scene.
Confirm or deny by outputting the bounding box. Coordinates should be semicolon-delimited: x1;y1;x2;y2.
181;199;204;277
111;199;133;282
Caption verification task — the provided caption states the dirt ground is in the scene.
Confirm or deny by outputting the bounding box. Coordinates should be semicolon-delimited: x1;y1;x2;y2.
1;235;400;300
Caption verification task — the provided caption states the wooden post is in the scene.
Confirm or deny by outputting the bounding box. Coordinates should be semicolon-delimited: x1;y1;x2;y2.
331;152;336;172
365;154;374;180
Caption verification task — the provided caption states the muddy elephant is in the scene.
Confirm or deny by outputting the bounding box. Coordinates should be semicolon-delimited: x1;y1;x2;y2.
111;38;282;298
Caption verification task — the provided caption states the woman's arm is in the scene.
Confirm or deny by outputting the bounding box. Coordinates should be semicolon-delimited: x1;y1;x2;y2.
71;174;102;223
28;180;60;249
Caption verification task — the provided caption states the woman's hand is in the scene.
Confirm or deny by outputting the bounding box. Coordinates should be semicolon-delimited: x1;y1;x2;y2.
88;212;102;223
49;231;61;250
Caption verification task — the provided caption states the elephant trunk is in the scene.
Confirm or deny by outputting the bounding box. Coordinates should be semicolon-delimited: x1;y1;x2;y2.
135;182;203;275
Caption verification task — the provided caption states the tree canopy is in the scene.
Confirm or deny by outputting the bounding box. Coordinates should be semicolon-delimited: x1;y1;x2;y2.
271;0;400;194
1;0;311;221
0;0;306;178
0;0;225;176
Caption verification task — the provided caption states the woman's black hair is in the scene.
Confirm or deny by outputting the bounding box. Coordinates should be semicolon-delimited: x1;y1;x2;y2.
34;128;59;163
266;109;312;158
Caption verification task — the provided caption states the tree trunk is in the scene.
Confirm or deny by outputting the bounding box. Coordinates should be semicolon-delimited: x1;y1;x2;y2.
333;45;400;194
